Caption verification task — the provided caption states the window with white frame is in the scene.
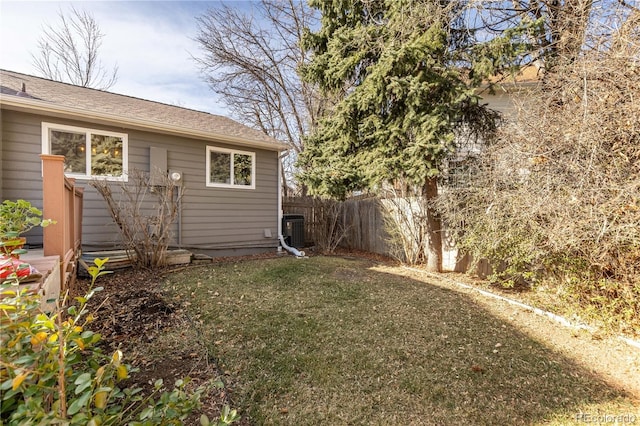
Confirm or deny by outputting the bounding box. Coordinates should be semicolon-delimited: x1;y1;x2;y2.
206;146;255;189
42;122;128;180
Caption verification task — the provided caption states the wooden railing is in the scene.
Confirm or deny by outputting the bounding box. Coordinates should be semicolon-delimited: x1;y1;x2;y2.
40;154;84;291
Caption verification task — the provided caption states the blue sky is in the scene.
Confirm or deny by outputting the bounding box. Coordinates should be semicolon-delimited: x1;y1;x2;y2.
0;1;260;116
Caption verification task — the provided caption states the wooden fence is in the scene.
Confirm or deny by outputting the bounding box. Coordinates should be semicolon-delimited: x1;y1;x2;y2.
340;197;390;255
283;195;490;275
41;154;84;290
283;196;391;254
282;196;317;244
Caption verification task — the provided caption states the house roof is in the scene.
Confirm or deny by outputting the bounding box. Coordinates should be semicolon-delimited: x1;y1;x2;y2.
489;65;541;84
0;69;289;151
483;65;542;94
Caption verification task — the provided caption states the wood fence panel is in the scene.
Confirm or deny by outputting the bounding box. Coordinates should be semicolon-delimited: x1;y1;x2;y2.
341;198;389;255
282;195;485;274
283;196;317;244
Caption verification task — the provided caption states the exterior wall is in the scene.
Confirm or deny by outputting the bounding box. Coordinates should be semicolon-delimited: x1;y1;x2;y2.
1;109;280;254
480;83;536;119
481;91;517;116
1;110;45;245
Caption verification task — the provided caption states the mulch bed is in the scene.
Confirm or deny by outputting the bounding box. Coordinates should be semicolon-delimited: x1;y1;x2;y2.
77;266;238;423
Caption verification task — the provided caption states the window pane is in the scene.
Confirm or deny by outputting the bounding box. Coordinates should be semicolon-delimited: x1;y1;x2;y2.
210;151;231;184
91;134;123;177
50;130;86;174
234;153;252;186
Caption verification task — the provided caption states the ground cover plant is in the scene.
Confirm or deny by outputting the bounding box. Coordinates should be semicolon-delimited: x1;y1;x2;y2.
0;259;216;425
162;256;639;425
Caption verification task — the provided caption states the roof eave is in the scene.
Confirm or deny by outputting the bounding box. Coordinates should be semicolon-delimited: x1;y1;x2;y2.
0;94;290;152
477;80;540;95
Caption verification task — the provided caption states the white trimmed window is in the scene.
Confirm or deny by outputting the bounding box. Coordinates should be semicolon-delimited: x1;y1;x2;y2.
206;146;255;189
42;122;128;181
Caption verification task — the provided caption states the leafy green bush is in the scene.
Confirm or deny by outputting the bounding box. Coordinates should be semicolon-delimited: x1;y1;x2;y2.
0;258;237;425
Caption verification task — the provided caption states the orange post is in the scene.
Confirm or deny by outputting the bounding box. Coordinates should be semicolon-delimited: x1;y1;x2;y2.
40;154;83;290
41;155;67;259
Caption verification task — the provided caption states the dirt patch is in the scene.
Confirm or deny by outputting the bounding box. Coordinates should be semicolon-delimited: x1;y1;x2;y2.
91;288;176;352
78;266;245;424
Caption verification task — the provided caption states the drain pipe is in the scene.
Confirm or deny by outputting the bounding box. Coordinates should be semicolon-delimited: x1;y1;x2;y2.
279;234;306;258
277;153;305;258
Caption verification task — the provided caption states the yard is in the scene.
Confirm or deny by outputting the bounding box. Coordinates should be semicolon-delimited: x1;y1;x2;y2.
87;255;640;425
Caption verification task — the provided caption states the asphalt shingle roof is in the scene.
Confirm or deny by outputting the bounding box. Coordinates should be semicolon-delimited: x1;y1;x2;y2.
0;69;284;149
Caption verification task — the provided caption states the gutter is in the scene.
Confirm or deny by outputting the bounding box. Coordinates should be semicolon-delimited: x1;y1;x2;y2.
0;94;290;152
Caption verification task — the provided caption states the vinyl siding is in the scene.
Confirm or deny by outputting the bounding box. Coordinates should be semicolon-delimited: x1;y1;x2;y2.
1;110;46;245
1;109;280;253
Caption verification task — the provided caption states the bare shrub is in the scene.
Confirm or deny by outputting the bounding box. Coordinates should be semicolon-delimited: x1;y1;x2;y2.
312;197;348;254
437;23;640;331
380;187;432;265
90;169;183;268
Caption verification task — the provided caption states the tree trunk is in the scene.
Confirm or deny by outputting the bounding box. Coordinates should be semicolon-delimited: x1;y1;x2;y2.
422;176;442;272
556;0;593;63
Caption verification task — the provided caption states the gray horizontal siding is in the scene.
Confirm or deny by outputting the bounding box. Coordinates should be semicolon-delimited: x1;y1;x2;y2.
1;111;47;245
1;109;281;253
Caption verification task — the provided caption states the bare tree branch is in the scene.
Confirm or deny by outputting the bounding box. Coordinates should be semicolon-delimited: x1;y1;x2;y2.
462;0;638;72
32;6;118;90
194;1;324;194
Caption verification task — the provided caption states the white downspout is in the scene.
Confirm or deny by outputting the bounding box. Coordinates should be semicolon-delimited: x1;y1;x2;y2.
279;234;305;258
277;152;305;258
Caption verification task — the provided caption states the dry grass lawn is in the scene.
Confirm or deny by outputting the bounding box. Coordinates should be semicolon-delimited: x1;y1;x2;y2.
160;256;639;425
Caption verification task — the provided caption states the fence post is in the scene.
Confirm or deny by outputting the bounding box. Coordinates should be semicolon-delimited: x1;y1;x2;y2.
74;185;84;252
41;155;66;257
40;154;71;289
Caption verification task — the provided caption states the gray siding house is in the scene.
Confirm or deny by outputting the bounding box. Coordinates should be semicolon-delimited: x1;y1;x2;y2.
0;69;289;256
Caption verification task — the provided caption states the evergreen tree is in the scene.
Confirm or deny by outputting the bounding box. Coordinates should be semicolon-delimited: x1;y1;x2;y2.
298;0;497;271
